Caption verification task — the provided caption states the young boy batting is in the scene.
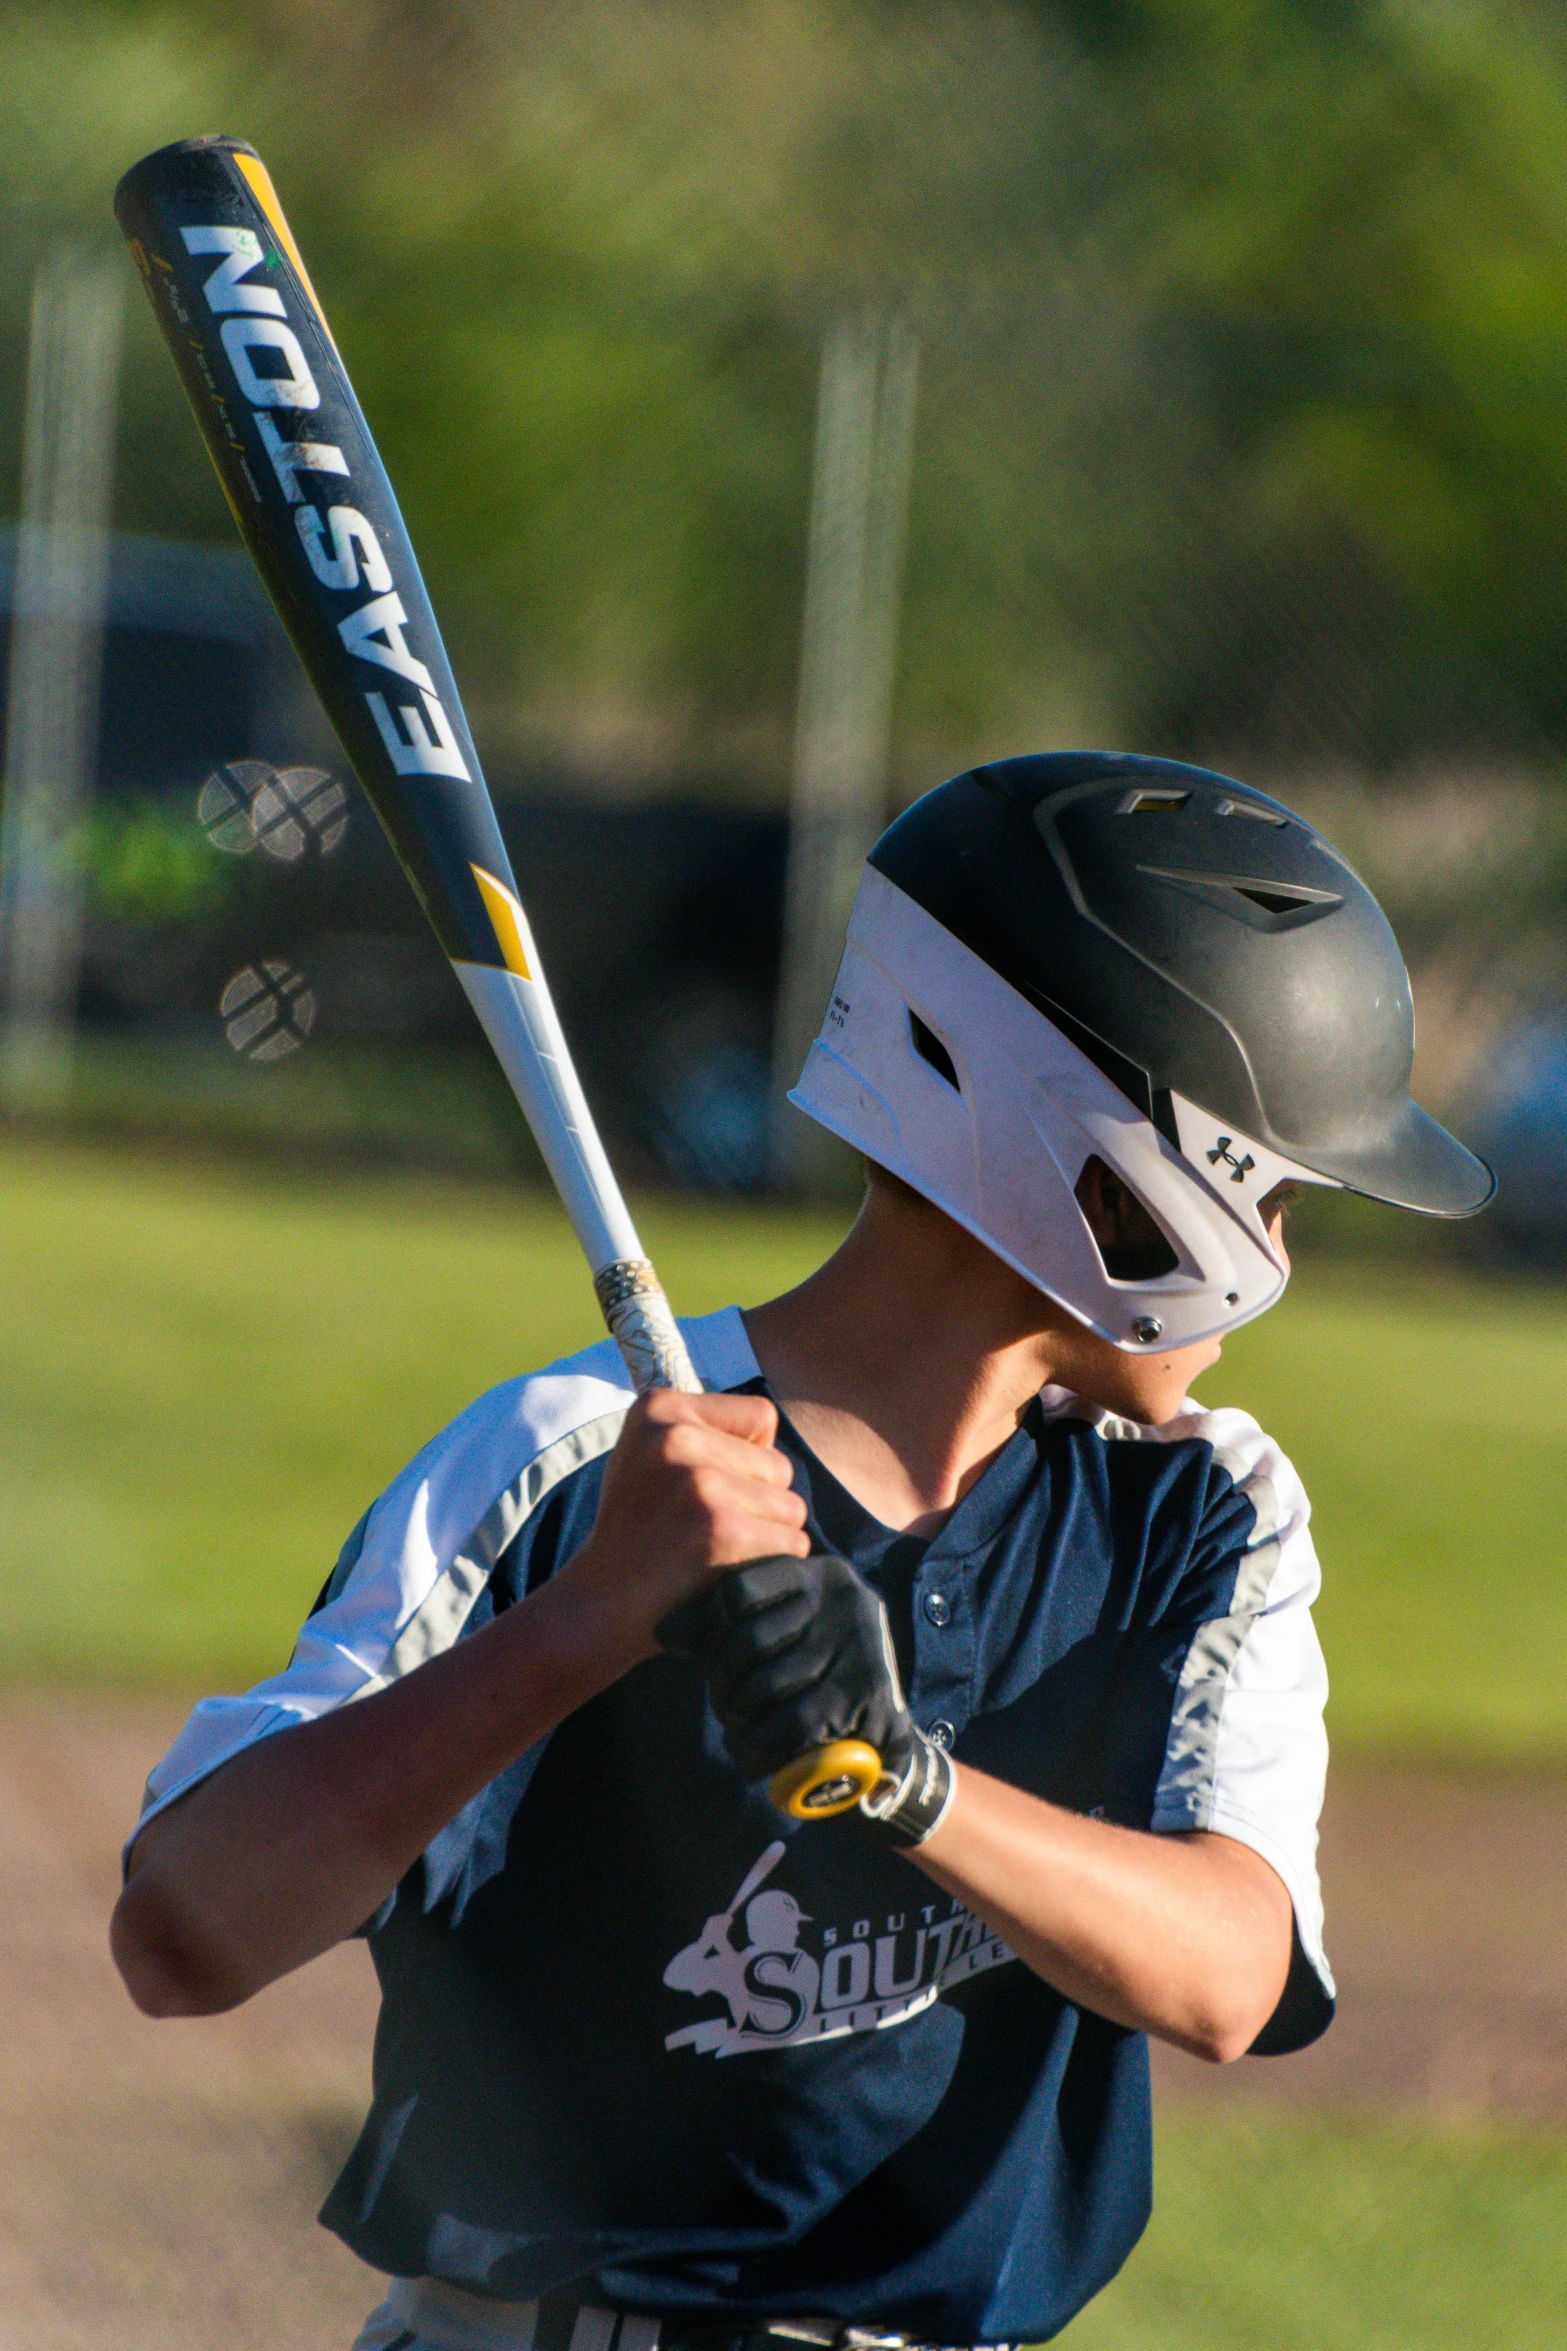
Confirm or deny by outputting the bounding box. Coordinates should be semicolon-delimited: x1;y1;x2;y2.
112;753;1492;2349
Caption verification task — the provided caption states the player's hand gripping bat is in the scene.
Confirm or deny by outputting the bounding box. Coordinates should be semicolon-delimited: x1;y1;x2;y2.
114;137;877;1822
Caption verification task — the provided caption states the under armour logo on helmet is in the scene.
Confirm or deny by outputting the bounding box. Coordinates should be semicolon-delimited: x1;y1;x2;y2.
1207;1137;1256;1183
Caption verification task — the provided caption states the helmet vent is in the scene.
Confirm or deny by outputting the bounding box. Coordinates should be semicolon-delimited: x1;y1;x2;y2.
910;1010;960;1090
1118;788;1189;814
1216;798;1287;827
1236;884;1316;917
1137;865;1343;932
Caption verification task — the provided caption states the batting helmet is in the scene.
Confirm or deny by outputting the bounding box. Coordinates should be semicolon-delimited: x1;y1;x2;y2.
791;753;1493;1350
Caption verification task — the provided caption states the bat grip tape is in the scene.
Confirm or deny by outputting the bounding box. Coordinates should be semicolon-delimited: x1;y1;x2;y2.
594;1260;704;1394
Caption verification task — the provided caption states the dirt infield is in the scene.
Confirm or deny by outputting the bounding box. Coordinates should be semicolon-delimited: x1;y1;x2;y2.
1;1693;1563;2351
1152;1760;1567;2122
0;1694;378;2351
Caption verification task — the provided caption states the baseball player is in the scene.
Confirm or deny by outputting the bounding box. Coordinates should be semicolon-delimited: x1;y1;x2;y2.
112;753;1491;2350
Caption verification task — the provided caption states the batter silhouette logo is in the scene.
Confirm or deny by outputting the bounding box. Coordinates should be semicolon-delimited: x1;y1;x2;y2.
663;1840;1014;2058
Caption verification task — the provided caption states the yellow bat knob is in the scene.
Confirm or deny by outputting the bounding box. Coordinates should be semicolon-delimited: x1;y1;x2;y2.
768;1738;883;1820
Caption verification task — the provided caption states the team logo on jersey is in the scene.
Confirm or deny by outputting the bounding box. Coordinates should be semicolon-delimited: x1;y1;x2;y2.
662;1840;1014;2059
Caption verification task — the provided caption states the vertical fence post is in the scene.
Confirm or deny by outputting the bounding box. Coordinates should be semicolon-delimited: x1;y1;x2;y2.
0;247;124;1112
770;311;917;1192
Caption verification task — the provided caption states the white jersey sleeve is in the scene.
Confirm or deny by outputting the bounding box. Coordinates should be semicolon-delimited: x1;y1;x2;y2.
1043;1386;1333;2010
128;1308;760;1855
1153;1401;1332;2000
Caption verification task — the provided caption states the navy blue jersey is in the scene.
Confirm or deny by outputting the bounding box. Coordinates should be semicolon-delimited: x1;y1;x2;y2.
137;1310;1333;2344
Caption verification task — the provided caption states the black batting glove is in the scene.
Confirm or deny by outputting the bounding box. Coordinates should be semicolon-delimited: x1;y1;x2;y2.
657;1555;956;1844
658;1552;914;1784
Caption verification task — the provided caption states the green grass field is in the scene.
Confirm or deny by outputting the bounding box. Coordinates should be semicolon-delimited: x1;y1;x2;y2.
0;1135;845;1689
1065;2111;1567;2348
1;1131;1564;1760
1218;1257;1567;1762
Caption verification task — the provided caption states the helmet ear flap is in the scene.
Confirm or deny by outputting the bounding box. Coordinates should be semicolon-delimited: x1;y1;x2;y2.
1074;1155;1179;1283
789;866;1299;1348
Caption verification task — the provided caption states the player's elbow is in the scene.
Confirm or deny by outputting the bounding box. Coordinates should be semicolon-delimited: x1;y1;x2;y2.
1187;2013;1259;2067
1180;1962;1290;2065
110;1870;250;2017
1171;1841;1295;2063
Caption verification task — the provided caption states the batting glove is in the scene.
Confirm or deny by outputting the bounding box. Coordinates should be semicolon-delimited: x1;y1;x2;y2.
657;1554;955;1845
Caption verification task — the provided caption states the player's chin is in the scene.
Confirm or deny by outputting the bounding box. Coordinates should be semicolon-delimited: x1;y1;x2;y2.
1158;1331;1224;1397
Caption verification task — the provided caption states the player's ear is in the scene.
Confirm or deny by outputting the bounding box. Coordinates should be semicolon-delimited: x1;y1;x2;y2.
1074;1156;1179;1283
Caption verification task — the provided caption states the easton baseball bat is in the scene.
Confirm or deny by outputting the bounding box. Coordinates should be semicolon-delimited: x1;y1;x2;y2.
114;137;879;1825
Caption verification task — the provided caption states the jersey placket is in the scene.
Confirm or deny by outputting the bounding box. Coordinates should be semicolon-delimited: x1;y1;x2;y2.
899;1417;1046;1756
905;1538;976;1754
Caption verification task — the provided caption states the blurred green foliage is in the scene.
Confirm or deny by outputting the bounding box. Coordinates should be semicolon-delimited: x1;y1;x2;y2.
0;1133;1562;1767
7;0;1567;789
77;803;233;921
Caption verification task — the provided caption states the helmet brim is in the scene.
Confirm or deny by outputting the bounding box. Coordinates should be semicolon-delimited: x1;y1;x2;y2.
1300;1098;1495;1218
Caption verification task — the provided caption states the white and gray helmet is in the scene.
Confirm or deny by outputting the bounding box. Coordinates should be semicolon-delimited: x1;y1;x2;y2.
792;753;1494;1351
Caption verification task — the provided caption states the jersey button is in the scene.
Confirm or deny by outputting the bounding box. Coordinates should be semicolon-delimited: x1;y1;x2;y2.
923;1591;951;1628
928;1719;956;1750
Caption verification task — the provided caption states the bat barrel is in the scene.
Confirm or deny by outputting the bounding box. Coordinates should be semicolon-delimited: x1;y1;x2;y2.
114;140;502;972
114;138;700;1397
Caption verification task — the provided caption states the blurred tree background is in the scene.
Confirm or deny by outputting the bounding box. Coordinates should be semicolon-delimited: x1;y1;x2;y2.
8;0;1567;787
7;0;1567;1200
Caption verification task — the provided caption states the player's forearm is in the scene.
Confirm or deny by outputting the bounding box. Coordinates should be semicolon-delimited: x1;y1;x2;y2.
113;1391;810;2020
111;1567;638;2017
909;1764;1292;2062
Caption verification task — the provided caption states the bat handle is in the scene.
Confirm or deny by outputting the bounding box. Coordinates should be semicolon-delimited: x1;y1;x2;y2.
593;1259;885;1821
594;1259;704;1394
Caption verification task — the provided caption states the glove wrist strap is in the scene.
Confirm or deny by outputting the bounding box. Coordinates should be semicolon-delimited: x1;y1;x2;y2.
858;1730;955;1847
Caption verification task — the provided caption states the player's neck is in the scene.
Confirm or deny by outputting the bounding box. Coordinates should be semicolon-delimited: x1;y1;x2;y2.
744;1171;1217;1536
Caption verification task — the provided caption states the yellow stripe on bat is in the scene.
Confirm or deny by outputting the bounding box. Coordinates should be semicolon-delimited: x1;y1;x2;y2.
233;150;338;351
471;866;534;981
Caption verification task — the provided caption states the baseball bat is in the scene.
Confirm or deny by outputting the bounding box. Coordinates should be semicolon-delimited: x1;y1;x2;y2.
114;136;879;1825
